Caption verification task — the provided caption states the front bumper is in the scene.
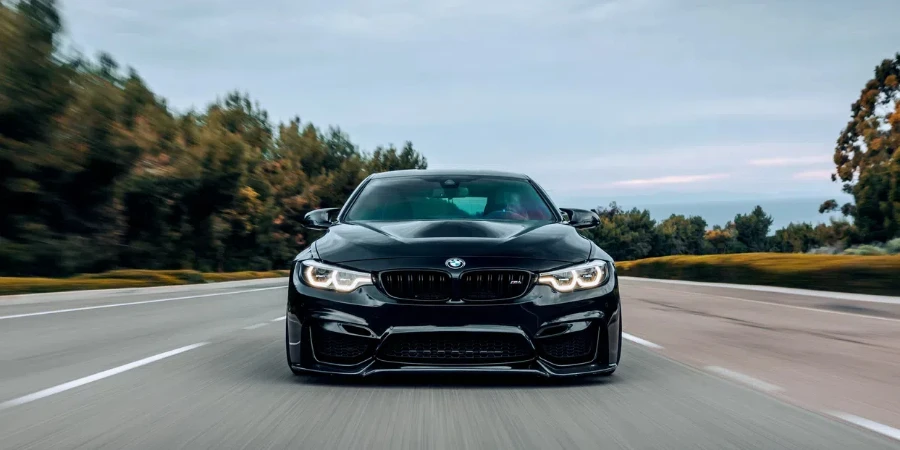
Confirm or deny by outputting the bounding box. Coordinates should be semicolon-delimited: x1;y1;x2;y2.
286;272;622;378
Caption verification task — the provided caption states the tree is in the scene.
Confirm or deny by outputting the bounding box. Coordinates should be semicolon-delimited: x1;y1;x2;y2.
367;141;427;173
733;206;774;252
770;223;821;253
818;199;839;214
812;218;854;250
652;214;707;256
0;0;79;275
823;53;900;242
583;203;657;261
705;226;735;254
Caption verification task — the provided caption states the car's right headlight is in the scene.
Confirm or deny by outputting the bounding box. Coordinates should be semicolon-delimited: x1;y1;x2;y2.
537;260;610;292
295;260;373;293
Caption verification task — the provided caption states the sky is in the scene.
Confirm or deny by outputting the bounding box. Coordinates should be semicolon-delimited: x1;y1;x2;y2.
60;0;900;217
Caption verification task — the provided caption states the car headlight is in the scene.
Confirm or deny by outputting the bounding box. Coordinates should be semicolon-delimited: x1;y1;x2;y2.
537;260;610;292
296;260;372;292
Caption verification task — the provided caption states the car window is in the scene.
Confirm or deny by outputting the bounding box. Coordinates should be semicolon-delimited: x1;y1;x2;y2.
344;176;555;222
449;197;489;217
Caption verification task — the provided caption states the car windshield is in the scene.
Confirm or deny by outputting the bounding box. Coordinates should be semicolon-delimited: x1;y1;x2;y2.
344;176;556;222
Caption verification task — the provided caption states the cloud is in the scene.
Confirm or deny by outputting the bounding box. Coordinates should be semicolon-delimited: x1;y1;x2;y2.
314;89;848;128
792;170;833;180
687;97;846;118
297;0;660;39
612;173;729;187
749;156;829;167
623;96;848;127
501;142;829;175
299;78;849;128
429;142;833;198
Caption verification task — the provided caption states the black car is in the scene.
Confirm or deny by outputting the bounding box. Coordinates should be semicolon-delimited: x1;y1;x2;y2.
285;169;622;378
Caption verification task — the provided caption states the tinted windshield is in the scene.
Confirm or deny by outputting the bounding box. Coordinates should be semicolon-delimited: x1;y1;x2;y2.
344;176;556;222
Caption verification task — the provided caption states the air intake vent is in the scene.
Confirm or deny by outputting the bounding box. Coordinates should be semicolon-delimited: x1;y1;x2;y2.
377;331;533;364
379;270;452;302
535;325;600;366
311;327;374;365
460;270;532;301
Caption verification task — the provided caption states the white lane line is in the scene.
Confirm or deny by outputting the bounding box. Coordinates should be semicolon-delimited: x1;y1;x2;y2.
621;276;900;305
622;332;663;349
243;323;268;330
828;412;900;441
705;366;783;393
0;343;207;411
637;285;900;323
0;286;286;321
271;316;286;322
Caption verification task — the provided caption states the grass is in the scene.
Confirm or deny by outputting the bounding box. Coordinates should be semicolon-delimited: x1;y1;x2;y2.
615;253;900;296
0;269;290;296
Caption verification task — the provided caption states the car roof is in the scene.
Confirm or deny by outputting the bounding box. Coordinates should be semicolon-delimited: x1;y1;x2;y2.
367;169;531;180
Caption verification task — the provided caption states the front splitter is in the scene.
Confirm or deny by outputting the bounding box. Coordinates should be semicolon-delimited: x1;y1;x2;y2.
291;360;616;378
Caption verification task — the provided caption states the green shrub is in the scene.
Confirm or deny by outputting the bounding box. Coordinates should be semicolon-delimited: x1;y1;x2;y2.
616;253;900;296
158;270;206;284
202;271;286;283
843;245;887;256
0;278;156;295
886;238;900;255
74;270;189;285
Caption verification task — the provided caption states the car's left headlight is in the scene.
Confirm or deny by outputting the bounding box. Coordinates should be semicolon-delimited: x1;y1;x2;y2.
295;260;373;292
537;260;610;292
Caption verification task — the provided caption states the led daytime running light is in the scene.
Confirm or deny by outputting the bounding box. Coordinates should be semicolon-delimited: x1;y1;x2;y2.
538;261;609;292
300;261;372;292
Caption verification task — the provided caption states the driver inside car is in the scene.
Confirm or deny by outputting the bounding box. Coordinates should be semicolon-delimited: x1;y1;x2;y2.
483;191;530;219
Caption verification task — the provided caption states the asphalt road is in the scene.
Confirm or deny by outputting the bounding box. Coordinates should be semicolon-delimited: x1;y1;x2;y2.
1;278;899;449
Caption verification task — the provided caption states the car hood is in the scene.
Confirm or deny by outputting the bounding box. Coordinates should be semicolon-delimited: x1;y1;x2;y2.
313;220;591;264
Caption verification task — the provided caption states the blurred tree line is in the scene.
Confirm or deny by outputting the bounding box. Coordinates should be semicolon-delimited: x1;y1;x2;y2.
0;0;426;276
580;203;869;261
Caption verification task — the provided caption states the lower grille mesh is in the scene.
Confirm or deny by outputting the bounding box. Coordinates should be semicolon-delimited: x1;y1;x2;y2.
537;328;597;365
378;332;532;364
312;328;373;364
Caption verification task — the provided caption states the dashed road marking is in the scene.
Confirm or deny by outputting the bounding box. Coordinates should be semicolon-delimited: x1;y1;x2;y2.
635;285;900;323
705;366;783;393
0;343;208;411
622;332;663;349
828;412;900;441
621;276;900;305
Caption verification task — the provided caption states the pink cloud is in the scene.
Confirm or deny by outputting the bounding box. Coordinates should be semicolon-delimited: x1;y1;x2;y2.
792;170;833;180
612;173;729;187
749;156;827;167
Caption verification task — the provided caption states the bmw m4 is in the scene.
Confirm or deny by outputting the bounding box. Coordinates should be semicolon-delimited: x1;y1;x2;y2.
285;170;622;378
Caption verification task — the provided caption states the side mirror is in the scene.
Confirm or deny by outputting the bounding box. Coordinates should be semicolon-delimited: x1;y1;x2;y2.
559;208;600;229
302;207;341;230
